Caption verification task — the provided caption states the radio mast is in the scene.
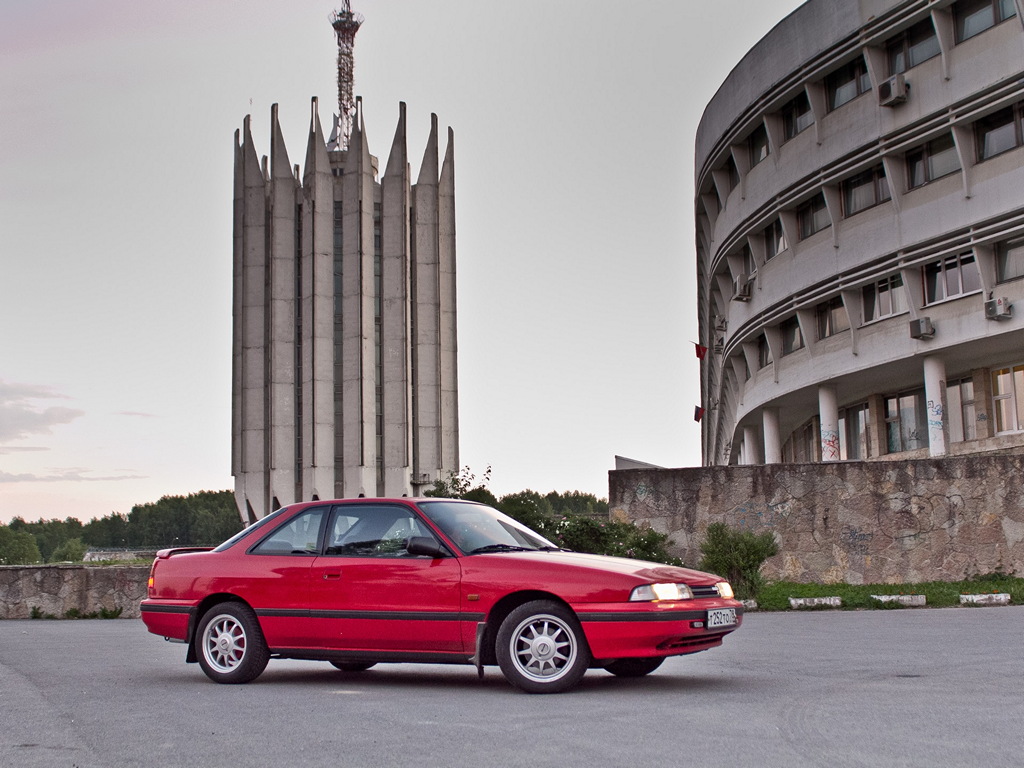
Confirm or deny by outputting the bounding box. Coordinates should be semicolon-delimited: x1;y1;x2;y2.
329;2;364;150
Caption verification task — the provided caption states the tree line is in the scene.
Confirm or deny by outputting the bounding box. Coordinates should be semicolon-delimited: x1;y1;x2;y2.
0;490;242;564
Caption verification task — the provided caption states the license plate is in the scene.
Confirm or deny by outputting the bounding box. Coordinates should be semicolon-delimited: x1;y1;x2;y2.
706;608;736;628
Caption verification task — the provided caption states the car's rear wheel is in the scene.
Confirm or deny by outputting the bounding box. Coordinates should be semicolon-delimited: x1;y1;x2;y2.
195;602;269;684
330;661;377;672
495;600;591;694
603;657;665;678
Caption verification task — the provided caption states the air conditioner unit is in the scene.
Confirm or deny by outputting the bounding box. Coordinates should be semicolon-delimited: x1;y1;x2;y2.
909;316;934;339
985;297;1013;320
412;472;432;484
713;314;728;332
732;274;752;301
878;74;908;107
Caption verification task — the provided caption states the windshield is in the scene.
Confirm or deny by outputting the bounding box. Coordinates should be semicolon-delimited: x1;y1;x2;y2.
417;500;558;554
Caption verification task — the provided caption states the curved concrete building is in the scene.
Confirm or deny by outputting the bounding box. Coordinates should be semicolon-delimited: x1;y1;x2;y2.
696;0;1024;467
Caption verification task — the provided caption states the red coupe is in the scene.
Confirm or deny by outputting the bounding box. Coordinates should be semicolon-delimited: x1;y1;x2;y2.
141;498;743;693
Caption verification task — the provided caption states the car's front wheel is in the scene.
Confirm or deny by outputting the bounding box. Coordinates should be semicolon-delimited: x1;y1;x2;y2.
195;602;269;684
603;657;665;678
495;600;591;693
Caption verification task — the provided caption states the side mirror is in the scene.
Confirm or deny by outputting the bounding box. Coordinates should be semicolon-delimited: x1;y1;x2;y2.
406;536;449;558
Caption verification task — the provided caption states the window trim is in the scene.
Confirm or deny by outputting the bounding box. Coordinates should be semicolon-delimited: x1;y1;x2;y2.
886;18;941;75
954;0;1018;43
906;133;961;189
797;195;830;240
922;252;982;305
841;166;891;217
825;57;871;112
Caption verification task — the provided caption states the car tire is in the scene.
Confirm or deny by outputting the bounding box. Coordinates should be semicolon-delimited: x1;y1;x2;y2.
195;602;270;684
603;657;665;678
330;661;377;672
495;600;591;694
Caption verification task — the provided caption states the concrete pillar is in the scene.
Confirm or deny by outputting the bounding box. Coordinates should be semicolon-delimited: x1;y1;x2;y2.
763;407;782;463
818;384;840;461
924;355;948;456
743;425;761;465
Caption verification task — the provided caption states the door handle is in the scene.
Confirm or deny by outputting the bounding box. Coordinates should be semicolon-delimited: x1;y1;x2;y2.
323;571;342;580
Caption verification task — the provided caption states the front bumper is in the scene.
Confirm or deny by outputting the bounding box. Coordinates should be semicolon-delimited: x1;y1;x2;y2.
574;599;744;659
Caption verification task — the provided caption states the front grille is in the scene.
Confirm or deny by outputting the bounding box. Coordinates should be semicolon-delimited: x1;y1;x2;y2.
690;584;720;599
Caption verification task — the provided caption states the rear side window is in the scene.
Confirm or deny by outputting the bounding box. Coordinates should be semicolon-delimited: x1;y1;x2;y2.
250;506;329;555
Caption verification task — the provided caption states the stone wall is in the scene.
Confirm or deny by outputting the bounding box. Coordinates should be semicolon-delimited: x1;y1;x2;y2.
0;565;148;619
609;455;1024;584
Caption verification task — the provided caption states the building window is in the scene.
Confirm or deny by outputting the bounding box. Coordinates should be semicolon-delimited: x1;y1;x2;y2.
887;18;941;74
885;389;928;453
826;57;871;111
923;252;981;304
816;297;850;339
997;238;1024;282
724;155;740;191
947;377;977;442
797;194;829;239
785;420;818;463
954;0;1017;43
862;275;906;322
782;92;814;140
839;403;870;459
757;335;772;369
907;133;961;188
764;218;788;261
780;317;804;355
842;166;891;216
748;124;769;167
992;364;1024;433
975;105;1022;161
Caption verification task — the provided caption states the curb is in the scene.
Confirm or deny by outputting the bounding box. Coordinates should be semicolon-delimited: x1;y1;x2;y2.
959;593;1011;606
789;596;842;609
871;594;926;607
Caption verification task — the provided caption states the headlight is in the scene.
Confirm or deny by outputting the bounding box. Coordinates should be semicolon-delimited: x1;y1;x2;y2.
629;583;694;602
716;581;734;599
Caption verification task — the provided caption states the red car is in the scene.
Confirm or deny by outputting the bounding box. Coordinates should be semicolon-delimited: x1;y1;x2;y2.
141;498;742;693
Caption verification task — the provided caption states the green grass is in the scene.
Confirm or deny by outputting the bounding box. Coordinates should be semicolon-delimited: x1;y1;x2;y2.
755;573;1024;611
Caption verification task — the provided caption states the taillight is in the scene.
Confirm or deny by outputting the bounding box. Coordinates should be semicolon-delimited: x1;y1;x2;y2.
147;562;157;597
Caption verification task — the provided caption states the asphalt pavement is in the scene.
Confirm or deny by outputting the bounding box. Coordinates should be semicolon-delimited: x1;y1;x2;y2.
1;606;1022;767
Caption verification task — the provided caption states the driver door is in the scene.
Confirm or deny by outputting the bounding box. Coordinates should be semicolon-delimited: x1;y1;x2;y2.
309;502;464;653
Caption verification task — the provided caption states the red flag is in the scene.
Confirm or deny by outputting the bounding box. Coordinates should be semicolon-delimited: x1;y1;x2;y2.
694;406;705;422
694;342;708;360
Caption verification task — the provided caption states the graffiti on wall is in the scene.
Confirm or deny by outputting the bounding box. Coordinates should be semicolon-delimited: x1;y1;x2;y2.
728;499;794;529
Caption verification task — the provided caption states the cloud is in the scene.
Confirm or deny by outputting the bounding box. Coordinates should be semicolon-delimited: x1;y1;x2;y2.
0;379;85;442
115;411;156;418
0;468;146;484
0;446;49;456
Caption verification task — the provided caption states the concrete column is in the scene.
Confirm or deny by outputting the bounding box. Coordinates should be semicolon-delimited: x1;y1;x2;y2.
763;407;782;463
818;385;840;461
743;425;761;465
924;355;948;456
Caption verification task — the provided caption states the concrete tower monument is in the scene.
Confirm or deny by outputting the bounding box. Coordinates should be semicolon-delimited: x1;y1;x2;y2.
231;6;459;522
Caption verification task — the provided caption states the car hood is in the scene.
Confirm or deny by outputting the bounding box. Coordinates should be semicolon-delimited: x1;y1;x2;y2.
485;549;723;585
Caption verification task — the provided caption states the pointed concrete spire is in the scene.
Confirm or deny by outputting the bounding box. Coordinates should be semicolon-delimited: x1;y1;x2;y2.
270;103;292;180
303;97;332;184
417;113;439;186
440;125;455;194
358;97;373;175
384;102;407;180
241;115;263;186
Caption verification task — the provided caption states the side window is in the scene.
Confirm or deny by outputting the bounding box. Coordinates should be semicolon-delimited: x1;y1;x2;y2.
325;505;432;557
251;506;329;555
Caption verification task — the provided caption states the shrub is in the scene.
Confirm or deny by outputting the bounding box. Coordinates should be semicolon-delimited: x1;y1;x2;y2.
698;522;779;600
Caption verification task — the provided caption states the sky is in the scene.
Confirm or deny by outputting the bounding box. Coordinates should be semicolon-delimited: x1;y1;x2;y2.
0;0;808;525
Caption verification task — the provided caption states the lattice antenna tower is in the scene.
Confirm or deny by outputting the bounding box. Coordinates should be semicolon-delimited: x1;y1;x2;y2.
330;1;364;150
